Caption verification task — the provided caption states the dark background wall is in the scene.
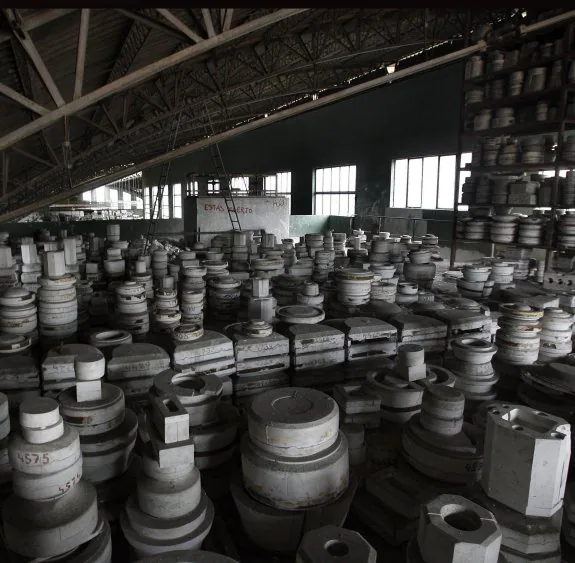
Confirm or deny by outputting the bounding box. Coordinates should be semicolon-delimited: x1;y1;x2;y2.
143;62;463;218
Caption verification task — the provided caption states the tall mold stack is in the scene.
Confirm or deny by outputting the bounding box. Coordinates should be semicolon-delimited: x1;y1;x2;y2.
38;250;78;345
115;280;150;340
20;242;42;291
58;351;138;520
0;245;18;292
1;397;111;561
231;387;356;553
0;287;38;345
120;393;214;558
152;369;239;475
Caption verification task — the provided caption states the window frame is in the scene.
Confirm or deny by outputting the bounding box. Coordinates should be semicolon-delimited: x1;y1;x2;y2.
312;164;357;216
391;153;472;211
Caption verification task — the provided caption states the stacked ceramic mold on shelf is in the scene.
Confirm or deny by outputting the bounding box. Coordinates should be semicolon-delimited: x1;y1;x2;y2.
455;25;575;265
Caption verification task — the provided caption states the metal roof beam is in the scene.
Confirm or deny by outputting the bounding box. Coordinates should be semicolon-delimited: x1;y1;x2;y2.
0;82;49;115
0;9;77;44
73;9;90;100
0;9;308;153
202;9;217;38
115;9;193;44
156;9;203;43
223;9;234;32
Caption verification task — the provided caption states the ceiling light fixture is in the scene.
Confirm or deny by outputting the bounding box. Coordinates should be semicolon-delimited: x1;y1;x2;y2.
386;63;396;74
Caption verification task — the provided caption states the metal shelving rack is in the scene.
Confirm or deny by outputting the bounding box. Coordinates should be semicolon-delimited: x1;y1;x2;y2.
450;16;575;267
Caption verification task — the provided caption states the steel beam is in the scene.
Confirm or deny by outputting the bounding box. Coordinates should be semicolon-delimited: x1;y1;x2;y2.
0;83;49;115
202;9;217;38
73;9;90;100
157;9;203;43
0;9;308;152
3;9;65;108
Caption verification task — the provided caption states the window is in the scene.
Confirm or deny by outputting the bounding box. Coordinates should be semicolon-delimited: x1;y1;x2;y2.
161;185;170;219
123;190;131;210
313;165;356;216
144;189;151;218
264;172;291;196
150;187;158;218
173;183;182;219
391;153;472;210
109;188;118;210
231;176;249;195
186;180;198;196
82;191;91;202
207;180;220;194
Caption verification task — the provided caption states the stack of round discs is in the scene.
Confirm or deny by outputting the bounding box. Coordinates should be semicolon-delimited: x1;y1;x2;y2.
38;250;78;340
556;213;575;249
369;262;396;282
0;393;10;493
332;232;347;255
370;280;397;304
312;250;334;283
396;282;419;305
58;353;137;515
207;275;241;321
159;274;176;292
304;233;324;259
370;238;391;263
153;289;181;333
491;215;518;244
296;281;324;308
178;251;199;270
203;260;229;282
538;308;573;363
152;250;169;284
241;387;348;510
131;257;154;299
168;264;180;286
272;275;303;306
181;266;207;292
103;247;125;282
0;287;38;343
457;265;491;299
116;281;150;337
518;216;545;246
2;397;102;560
495;304;543;366
89;329;133;360
181;289;205;325
444;337;499;415
336;268;374;307
281;239;296;269
276;305;325;325
491;261;515;288
251;257;284;279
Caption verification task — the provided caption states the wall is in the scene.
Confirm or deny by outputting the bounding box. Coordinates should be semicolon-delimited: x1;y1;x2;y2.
142;62;463;218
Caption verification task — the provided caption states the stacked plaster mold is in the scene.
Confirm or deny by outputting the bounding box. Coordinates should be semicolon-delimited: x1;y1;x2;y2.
284;323;346;390
153;280;182;335
170;324;235;399
38;250;78;345
58;352;138;520
403;248;436;290
152;370;239;473
444;336;499;417
42;343;105;398
326;316;398;367
538;308;574;363
115;281;150;340
296;525;376;562
247;277;275;323
19;242;42;291
387;313;448;354
473;403;571;563
207;275;242;322
120;393;214;558
0;333;40;413
364;344;455;424
231;387;357;553
225;320;289;406
333;268;374;316
0;246;18;292
356;383;483;546
131;256;154;300
89;329;133;359
406;494;507;563
493;303;544;397
0;287;38;345
2;397;111;561
106;343;171;404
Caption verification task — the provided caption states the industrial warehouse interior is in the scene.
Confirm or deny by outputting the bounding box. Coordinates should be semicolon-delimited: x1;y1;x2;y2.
1;6;575;563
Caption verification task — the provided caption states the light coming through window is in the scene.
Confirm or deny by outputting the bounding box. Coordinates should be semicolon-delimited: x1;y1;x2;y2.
313;165;356;216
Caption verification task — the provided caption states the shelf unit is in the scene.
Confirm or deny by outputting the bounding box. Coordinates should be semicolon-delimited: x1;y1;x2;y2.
450;17;575;267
